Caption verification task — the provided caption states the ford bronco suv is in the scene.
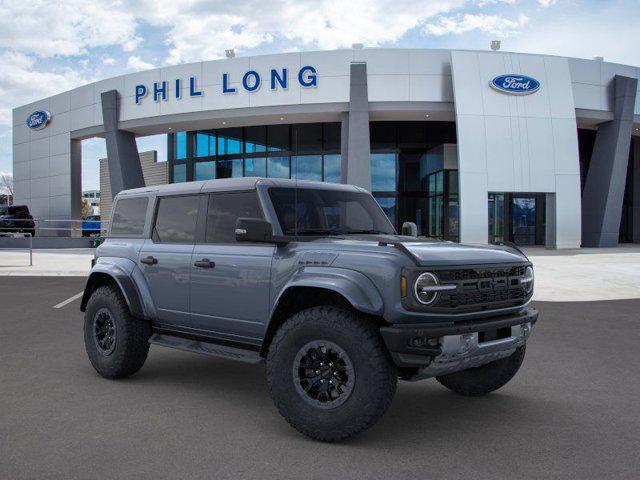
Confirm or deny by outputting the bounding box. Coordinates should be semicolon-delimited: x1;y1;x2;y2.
81;178;537;441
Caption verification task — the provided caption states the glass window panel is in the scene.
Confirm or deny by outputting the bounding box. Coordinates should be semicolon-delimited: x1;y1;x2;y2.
196;131;215;157
371;153;397;192
323;154;341;183
374;197;397;228
217;159;243;178
175;131;187;160
292;155;322;181
245;126;267;153
292;123;322;154
173;164;187;183
435;171;444;195
217;127;243;155
153;195;199;244
110;197;148;237
449;170;459;195
323;123;341;152
267;124;290;152
267;156;290;178
448;199;459;241
194;161;216;181
245;157;266;177
205;192;263;244
428;196;443;238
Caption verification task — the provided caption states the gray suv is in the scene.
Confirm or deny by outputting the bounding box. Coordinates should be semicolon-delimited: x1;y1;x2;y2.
81;178;537;441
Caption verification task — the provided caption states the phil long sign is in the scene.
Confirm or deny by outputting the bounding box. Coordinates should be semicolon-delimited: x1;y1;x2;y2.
135;65;318;105
490;74;540;95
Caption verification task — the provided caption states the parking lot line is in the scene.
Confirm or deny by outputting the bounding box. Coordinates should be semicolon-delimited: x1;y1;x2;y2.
53;291;84;309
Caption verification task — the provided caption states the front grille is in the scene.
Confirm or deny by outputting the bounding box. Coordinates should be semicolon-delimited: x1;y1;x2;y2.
432;265;529;311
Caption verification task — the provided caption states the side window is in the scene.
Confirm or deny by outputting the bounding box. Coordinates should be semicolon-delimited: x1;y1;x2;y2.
110;197;148;236
205;192;263;243
153;195;200;244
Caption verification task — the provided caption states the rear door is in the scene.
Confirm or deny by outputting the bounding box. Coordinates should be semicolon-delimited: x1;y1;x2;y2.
189;191;274;343
138;194;200;325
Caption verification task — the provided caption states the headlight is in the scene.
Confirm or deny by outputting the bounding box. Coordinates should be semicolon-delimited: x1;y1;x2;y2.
522;266;534;294
414;272;441;305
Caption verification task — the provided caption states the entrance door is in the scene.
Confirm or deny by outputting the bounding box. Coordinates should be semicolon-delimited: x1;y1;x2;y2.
510;196;537;245
488;193;546;246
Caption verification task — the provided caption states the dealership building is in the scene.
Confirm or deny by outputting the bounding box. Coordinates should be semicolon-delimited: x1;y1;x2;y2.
11;48;640;248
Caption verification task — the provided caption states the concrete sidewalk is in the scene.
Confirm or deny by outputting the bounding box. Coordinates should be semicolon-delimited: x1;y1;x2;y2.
0;245;638;302
0;248;94;276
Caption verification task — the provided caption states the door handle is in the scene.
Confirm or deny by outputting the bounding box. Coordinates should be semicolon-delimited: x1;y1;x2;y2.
194;258;215;268
141;256;158;265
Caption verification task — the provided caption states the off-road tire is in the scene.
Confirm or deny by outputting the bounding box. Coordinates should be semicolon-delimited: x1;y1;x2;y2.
436;345;526;396
266;306;397;442
84;285;150;379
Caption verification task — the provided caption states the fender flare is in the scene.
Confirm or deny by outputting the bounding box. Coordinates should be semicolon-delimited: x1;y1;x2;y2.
80;258;149;319
271;267;384;317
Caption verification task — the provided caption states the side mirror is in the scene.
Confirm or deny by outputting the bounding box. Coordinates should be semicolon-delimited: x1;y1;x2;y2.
235;217;274;243
401;221;418;237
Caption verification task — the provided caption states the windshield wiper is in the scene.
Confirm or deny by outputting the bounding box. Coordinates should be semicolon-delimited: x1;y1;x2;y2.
342;229;389;235
285;228;344;236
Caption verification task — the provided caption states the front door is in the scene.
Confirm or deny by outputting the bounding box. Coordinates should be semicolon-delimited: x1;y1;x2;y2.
189;191;273;344
510;195;537;246
138;194;200;325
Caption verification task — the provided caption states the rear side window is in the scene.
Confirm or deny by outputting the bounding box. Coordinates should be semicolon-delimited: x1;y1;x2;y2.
205;192;262;243
153;195;200;244
110;197;148;236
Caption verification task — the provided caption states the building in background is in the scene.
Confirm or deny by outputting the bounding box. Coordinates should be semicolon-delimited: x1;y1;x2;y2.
81;190;100;215
11;48;640;247
99;150;168;227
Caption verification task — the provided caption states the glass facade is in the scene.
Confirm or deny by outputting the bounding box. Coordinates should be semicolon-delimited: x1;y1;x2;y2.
369;121;459;240
169;120;463;241
169;123;341;184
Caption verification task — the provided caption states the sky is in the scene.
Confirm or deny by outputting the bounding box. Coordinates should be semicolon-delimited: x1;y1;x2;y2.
0;0;639;192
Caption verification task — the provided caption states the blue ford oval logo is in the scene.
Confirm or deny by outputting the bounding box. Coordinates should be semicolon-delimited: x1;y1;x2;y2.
490;74;540;95
26;110;52;130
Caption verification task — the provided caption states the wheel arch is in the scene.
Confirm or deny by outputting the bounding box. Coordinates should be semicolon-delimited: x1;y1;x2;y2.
260;269;386;357
80;262;146;319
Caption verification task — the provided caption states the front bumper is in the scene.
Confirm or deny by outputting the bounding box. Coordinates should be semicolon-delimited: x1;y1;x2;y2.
380;307;538;378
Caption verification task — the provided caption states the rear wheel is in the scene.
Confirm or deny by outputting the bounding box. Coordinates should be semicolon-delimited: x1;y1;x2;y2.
266;306;397;442
83;285;151;379
436;345;526;396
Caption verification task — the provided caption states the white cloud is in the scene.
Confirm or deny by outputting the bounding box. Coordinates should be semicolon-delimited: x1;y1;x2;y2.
102;57;117;65
126;56;156;72
0;0;140;58
0;171;13;196
132;0;467;64
538;0;558;6
0;51;86;124
424;13;529;36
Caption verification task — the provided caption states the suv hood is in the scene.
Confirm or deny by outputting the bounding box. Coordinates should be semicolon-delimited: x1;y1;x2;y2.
400;241;528;266
329;234;529;266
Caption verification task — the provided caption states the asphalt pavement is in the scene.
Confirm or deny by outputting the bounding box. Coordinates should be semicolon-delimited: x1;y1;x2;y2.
1;277;639;480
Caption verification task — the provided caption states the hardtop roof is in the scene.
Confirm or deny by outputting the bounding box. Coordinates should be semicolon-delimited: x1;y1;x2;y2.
116;177;365;198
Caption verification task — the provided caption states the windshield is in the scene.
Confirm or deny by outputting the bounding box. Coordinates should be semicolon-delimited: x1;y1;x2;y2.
269;187;395;236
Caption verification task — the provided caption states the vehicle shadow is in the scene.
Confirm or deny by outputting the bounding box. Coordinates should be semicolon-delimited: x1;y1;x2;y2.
122;348;574;448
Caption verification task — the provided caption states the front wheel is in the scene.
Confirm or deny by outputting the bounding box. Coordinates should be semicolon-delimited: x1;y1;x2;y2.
436;345;526;396
266;306;397;442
